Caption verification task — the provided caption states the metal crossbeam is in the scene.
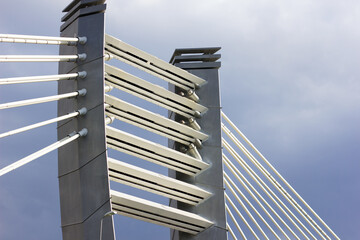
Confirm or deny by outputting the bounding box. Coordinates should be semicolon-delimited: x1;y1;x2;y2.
105;94;208;145
105;34;206;91
108;158;211;205
106;126;209;175
110;190;213;235
105;64;207;118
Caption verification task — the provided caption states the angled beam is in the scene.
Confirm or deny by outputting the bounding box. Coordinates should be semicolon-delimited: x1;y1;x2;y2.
105;34;206;90
108;158;211;205
105;64;207;118
110;190;213;235
106;126;208;176
105;94;208;145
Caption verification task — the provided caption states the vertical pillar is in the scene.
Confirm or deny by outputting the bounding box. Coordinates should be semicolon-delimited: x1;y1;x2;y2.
57;1;115;239
169;48;227;240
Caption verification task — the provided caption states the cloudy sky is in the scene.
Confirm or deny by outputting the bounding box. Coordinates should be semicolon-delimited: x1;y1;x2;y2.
0;0;359;239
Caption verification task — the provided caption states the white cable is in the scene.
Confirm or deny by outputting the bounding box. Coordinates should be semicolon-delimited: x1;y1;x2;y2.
0;34;86;45
224;178;271;240
222;126;328;240
225;194;258;239
0;129;87;176
0;108;86;139
225;204;247;240
0;72;86;85
0;89;86;110
0;54;86;62
223;154;311;240
225;176;280;240
226;223;238;240
222;112;339;240
224;158;299;240
223;138;321;239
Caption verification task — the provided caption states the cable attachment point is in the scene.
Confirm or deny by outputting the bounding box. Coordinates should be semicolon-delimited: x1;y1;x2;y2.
187;144;202;160
78;36;87;45
77;107;87;116
77;88;87;97
77;53;87;61
78;128;88;137
77;71;87;79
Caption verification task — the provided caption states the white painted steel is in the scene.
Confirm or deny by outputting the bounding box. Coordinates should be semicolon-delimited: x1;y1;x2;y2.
105;64;207;117
105;94;208;145
0;73;82;85
225;204;247;240
110;190;213;235
222;128;327;240
226;223;238;240
108;158;211;205
222;141;316;240
0;34;85;45
224;159;298;240
224;178;272;240
0;55;81;62
0;111;79;139
106;126;208;176
222;112;339;240
223;155;309;240
0;91;81;110
105;34;206;90
0;132;81;176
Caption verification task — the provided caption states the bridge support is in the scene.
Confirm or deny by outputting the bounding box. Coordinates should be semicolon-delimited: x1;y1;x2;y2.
57;1;115;240
169;48;228;240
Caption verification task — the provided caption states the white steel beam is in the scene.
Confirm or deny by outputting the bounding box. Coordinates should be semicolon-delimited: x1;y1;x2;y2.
105;94;208;145
110;190;213;235
105;64;207;118
106;126;208;176
105;34;206;90
108;158;211;205
0;34;86;45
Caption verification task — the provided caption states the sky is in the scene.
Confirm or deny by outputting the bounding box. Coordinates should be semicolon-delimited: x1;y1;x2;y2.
0;0;359;239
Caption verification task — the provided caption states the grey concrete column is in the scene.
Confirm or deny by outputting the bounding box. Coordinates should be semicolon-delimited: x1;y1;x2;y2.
169;48;227;240
57;1;115;239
